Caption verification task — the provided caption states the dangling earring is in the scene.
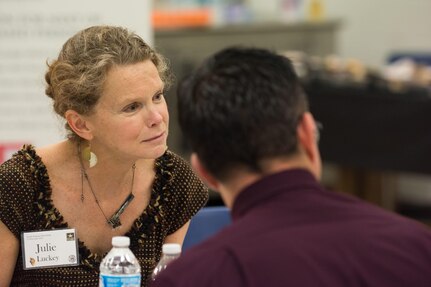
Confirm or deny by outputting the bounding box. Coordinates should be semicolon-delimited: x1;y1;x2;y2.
82;144;98;168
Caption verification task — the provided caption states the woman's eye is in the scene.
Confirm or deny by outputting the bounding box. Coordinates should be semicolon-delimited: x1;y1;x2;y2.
153;93;164;102
123;102;141;113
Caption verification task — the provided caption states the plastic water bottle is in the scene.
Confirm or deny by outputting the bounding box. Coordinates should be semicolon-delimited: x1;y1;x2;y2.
151;243;181;281
99;236;141;287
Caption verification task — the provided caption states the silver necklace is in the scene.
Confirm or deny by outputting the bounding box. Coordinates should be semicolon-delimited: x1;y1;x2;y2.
78;144;136;229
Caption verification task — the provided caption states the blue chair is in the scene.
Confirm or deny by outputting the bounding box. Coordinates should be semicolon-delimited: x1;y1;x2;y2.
183;206;231;251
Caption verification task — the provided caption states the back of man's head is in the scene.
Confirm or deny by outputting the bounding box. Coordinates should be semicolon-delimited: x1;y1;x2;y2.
178;47;309;181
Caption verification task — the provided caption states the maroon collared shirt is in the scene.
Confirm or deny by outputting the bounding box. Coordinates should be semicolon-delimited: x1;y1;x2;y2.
151;169;431;287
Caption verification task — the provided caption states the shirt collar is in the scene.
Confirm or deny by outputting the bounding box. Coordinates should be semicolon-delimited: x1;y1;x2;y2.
231;168;319;220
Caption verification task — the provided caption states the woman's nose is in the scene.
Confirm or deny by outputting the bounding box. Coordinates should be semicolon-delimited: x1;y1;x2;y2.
146;108;164;127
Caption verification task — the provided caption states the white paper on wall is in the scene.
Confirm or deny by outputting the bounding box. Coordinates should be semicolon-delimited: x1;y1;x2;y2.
0;0;152;162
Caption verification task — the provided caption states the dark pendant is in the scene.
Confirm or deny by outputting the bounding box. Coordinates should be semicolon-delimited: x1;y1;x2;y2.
108;217;122;229
107;193;135;229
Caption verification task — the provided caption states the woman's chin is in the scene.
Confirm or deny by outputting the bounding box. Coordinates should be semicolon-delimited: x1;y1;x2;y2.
144;144;168;159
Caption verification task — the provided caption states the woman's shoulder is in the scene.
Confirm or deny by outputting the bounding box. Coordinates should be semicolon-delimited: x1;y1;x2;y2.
0;144;48;194
0;145;47;233
1;144;39;176
164;150;189;166
156;151;209;234
157;150;191;174
162;150;199;181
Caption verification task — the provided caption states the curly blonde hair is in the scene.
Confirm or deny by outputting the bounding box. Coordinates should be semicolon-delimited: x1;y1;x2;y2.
45;25;172;141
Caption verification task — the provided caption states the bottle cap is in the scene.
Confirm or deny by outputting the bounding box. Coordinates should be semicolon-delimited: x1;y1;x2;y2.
162;243;181;254
112;236;130;247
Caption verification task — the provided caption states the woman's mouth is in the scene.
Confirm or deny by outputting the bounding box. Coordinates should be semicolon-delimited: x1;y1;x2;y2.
142;132;165;142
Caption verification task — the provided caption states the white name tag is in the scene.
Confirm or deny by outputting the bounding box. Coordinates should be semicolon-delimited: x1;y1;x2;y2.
21;228;79;269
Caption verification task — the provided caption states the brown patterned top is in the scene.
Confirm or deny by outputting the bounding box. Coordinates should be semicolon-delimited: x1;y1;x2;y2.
0;145;208;287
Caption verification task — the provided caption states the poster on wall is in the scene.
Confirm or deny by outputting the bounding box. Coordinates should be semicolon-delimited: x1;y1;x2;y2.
0;0;152;163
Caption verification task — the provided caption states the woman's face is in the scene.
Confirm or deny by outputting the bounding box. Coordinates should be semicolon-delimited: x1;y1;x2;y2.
86;60;169;161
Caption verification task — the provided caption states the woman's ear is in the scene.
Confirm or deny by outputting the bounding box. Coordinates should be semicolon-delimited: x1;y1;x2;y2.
65;110;93;141
190;153;219;191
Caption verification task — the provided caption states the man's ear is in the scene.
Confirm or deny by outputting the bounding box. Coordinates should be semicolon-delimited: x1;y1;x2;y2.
297;112;319;162
65;110;93;141
190;153;219;191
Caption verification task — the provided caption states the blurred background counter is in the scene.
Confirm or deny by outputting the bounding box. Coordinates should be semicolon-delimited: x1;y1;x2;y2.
154;19;431;225
307;79;431;175
305;78;431;215
155;20;341;156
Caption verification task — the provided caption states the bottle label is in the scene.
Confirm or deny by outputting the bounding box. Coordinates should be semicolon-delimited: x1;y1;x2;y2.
99;274;141;287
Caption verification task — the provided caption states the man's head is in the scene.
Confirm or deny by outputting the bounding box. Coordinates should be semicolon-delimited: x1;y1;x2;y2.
178;47;321;185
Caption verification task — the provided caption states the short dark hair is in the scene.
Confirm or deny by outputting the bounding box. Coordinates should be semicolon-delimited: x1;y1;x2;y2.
178;47;308;180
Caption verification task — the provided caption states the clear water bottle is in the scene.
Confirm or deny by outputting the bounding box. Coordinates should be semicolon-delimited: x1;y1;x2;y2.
151;243;181;281
99;236;141;287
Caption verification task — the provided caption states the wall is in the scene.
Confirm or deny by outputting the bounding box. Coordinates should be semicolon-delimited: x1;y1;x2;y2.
154;0;431;67
0;0;152;161
325;0;431;68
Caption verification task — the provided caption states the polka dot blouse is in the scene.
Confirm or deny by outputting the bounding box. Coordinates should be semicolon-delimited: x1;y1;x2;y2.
0;145;208;286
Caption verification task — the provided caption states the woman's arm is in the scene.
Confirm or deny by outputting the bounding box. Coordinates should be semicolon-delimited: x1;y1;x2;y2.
164;221;190;246
0;220;19;287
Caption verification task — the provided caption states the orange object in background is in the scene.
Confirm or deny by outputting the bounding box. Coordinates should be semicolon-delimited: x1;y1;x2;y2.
308;0;324;21
152;8;212;29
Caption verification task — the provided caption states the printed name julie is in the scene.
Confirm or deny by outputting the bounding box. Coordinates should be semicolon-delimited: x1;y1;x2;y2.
35;243;57;254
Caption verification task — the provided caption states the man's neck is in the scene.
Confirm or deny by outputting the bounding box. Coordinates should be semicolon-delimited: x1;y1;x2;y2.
218;156;317;208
